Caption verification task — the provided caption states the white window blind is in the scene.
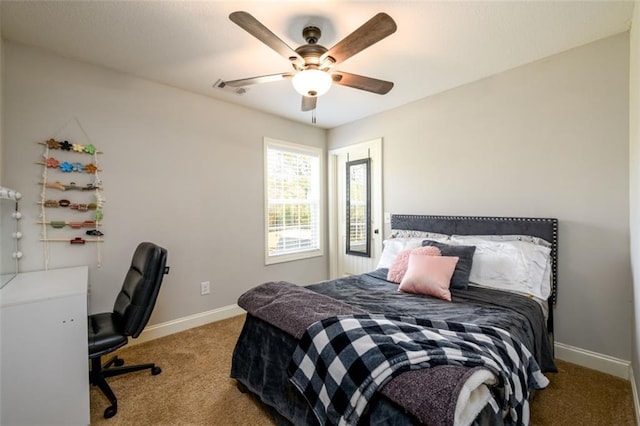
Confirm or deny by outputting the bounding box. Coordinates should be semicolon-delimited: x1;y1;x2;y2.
264;138;322;264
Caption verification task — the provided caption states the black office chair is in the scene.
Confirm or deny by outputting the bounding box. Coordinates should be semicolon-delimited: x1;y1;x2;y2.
88;242;169;419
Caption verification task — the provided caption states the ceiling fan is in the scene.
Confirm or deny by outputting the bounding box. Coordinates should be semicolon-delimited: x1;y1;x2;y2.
216;11;397;121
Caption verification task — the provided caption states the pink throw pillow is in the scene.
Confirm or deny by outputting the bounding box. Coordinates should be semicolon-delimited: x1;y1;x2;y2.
387;246;441;283
398;254;460;301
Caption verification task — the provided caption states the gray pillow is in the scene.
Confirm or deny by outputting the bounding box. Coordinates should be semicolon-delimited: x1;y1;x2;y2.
421;240;476;290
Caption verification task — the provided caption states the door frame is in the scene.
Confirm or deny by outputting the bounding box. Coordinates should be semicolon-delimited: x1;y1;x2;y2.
328;138;383;279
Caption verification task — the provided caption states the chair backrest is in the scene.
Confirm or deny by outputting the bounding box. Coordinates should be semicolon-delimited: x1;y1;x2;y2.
113;242;168;338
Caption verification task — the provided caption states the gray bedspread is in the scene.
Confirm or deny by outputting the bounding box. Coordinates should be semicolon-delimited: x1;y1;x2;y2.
232;269;555;426
238;281;491;425
308;269;556;373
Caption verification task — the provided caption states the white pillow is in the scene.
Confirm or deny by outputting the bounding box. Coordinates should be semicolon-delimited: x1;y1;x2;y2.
376;238;424;269
451;234;551;248
449;236;551;300
540;256;552;301
377;234;451;269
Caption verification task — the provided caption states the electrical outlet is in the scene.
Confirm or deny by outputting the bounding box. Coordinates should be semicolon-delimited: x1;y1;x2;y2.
200;281;210;295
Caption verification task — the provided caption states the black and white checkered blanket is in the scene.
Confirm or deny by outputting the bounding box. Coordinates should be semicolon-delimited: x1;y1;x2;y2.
288;314;549;426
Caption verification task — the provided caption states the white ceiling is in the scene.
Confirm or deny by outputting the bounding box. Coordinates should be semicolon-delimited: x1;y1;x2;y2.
1;1;635;129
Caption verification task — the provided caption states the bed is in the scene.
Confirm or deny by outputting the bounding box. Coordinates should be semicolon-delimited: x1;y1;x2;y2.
231;214;558;425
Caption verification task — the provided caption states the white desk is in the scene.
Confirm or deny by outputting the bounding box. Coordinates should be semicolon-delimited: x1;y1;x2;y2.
0;266;90;425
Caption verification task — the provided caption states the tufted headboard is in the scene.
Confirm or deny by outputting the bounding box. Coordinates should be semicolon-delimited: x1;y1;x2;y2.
391;214;559;332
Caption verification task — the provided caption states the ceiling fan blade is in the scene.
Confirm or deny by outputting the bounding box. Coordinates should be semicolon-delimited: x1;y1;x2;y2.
217;73;294;88
331;71;394;94
301;96;317;112
321;13;397;66
230;11;303;67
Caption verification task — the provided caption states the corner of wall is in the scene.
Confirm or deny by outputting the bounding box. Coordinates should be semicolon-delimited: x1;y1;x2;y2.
630;2;640;423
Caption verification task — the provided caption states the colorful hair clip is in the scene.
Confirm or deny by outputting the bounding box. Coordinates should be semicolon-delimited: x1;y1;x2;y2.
59;162;73;172
45;181;66;191
46;139;61;149
45;157;60;168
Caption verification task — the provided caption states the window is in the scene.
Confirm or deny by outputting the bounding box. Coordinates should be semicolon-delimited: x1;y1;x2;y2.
264;138;323;264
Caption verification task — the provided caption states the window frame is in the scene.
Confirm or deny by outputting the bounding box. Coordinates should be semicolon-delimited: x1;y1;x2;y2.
263;137;324;265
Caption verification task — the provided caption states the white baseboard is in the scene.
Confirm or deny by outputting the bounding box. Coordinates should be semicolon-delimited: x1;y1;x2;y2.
129;304;245;347
554;341;630;380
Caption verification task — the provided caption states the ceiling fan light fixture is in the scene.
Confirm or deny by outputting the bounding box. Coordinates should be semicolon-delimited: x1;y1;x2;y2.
292;69;332;97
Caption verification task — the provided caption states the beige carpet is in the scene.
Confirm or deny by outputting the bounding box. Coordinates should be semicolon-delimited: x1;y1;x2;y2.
90;315;636;425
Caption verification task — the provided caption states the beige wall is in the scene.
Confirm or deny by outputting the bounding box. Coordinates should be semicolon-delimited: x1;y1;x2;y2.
630;1;640;394
2;42;328;324
1;24;4;183
329;33;632;360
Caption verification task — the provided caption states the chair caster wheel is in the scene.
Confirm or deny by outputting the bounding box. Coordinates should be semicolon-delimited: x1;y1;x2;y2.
103;405;117;419
113;357;124;367
151;366;162;375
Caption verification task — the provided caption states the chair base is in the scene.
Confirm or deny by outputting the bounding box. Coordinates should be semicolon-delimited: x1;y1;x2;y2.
90;355;162;419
